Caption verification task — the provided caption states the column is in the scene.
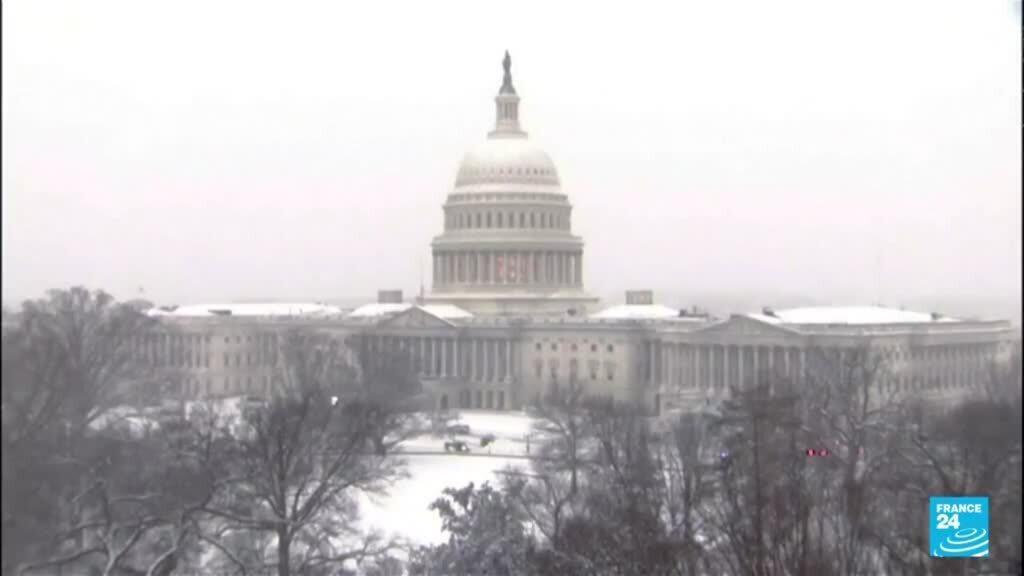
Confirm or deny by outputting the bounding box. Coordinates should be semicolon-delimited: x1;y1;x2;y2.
505;340;513;382
427;338;435;376
440;339;448;378
741;344;749;385
483;339;491;382
471;339;479;381
663;342;671;387
794;344;802;385
648;341;656;386
453;339;461;379
724;346;730;389
690;345;698;389
694;346;702;389
575;253;582;286
783;347;791;382
711;346;719;390
768;346;776;383
753;346;761;388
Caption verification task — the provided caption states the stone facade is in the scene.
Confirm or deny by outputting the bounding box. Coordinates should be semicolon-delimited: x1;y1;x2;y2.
139;302;1015;416
137;55;1017;416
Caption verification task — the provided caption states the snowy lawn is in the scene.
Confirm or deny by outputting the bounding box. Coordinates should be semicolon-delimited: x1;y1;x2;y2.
358;453;528;546
357;411;541;545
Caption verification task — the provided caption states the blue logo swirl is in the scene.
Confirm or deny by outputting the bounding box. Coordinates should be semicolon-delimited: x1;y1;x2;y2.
937;528;989;557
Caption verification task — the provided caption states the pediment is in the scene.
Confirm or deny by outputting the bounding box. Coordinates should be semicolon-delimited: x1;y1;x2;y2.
694;315;801;340
378;307;454;329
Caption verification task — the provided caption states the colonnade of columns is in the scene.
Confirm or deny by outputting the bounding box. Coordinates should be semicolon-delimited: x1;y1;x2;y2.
365;333;517;384
647;342;807;392
647;341;1001;395
433;250;582;287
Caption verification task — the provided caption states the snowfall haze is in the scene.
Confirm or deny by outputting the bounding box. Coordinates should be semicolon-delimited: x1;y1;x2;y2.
2;0;1020;322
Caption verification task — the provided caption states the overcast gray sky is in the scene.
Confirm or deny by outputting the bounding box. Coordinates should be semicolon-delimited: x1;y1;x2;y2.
3;0;1021;316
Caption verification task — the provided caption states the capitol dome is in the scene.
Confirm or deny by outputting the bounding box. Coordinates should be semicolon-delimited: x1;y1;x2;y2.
425;51;598;317
454;137;561;190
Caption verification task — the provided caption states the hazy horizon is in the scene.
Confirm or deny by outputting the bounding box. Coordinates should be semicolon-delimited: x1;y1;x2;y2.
3;0;1021;318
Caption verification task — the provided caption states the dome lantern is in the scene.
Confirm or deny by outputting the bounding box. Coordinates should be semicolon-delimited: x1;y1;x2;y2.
490;51;526;139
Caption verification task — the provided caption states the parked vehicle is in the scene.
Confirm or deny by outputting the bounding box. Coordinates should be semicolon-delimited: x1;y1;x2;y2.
446;424;471;435
480;433;496;447
444;440;470;453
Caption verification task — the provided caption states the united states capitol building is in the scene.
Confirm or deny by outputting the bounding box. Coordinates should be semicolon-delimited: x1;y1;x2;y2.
143;54;1015;415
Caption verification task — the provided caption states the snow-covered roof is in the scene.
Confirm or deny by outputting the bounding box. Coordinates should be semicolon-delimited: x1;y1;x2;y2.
146;303;344;318
591;304;680;320
419;304;474;320
347;303;473;320
746;306;961;326
347;303;412;318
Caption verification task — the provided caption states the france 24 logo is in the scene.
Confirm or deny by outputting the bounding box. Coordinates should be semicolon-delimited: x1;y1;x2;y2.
929;496;989;558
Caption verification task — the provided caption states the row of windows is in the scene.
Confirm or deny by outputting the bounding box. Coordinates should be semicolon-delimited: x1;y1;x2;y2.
136;332;280;350
536;342;615;353
222;351;278;368
536;358;616;382
182;376;273;397
223;334;279;346
446;209;568;231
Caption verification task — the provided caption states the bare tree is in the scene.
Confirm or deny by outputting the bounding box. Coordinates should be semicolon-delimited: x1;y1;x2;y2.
200;328;409;576
2;287;158;574
702;382;815;576
658;412;716;576
531;376;593;498
800;345;907;575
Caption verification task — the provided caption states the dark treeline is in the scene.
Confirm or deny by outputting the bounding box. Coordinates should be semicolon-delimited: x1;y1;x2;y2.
409;349;1022;575
2;288;417;576
2;288;1021;576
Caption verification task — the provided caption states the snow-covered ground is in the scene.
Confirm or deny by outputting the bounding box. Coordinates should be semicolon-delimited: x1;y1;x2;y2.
359;411;538;546
358;454;528;546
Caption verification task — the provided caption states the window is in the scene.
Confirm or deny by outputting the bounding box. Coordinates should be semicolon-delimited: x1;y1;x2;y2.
224;337;230;344
530;213;535;227
606;362;615;381
223;352;229;367
607;345;614;353
591;344;597;352
519;213;525;228
487;213;492;228
498;213;503;227
535;360;543;378
589;360;600;381
535;343;542;351
551;343;558;351
571;343;578;352
570;359;579;380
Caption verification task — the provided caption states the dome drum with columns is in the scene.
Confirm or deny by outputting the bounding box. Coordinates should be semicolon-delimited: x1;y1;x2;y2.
424;52;599;316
